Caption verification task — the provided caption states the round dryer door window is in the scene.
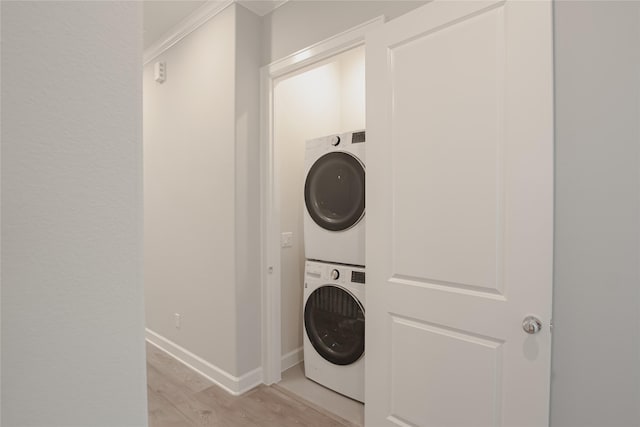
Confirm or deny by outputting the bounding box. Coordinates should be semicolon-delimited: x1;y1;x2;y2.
304;152;365;232
304;285;365;366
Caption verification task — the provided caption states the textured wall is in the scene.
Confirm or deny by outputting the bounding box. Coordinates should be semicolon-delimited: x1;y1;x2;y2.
551;2;640;426
1;2;147;425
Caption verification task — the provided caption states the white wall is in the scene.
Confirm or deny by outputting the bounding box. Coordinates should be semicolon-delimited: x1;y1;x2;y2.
1;2;148;425
144;4;238;375
234;3;263;375
261;0;426;65
275;47;365;361
551;2;640;426
144;3;262;379
339;48;366;132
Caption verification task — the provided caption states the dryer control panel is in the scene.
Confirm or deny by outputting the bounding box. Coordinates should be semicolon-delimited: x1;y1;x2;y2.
306;130;366;151
351;131;366;144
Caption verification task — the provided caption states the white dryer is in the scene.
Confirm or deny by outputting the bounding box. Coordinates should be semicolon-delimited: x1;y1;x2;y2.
303;260;365;402
303;130;366;267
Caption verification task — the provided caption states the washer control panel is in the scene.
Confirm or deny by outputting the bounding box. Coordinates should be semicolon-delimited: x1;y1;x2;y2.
305;261;365;285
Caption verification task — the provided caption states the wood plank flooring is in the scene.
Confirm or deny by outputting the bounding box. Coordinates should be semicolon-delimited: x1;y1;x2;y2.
146;343;353;427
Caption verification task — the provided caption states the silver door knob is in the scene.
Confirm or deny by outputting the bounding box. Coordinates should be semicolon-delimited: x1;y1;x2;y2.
522;316;542;334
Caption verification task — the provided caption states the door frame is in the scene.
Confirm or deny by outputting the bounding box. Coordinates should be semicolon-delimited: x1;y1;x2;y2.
259;16;384;385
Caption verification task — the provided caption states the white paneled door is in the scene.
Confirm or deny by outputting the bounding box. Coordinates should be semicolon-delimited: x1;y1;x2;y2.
365;1;553;426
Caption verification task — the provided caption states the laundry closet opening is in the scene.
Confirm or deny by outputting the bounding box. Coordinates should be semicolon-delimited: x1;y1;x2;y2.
272;45;366;425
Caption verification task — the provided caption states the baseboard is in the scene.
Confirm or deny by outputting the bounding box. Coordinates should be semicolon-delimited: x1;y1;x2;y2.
281;346;304;372
145;328;262;396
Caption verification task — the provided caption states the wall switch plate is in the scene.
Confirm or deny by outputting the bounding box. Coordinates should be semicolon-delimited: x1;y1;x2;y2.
281;232;293;248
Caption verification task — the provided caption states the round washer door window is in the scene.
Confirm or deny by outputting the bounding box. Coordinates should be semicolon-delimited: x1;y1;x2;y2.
304;152;365;231
304;285;365;366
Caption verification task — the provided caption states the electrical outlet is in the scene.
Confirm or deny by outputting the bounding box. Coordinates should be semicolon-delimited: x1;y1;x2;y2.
174;313;181;329
281;232;293;248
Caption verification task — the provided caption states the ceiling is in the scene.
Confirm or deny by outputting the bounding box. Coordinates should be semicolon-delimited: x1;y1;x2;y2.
143;1;208;49
143;0;287;49
238;1;288;16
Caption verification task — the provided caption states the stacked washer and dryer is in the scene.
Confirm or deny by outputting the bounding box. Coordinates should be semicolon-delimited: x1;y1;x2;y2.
302;130;366;403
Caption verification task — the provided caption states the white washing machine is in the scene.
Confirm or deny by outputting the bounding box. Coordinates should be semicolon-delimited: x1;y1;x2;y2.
303;130;365;267
303;260;365;402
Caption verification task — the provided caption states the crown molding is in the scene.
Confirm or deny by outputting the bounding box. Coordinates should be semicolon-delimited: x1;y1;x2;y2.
143;0;234;65
237;0;289;17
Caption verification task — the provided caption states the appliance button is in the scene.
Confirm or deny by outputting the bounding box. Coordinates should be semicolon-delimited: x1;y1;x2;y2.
331;269;340;280
330;136;340;146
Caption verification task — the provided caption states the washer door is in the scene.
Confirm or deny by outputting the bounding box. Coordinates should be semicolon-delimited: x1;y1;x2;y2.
304;152;365;231
304;285;365;366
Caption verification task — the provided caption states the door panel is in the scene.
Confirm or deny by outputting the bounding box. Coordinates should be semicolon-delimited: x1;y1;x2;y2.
365;1;553;426
391;4;505;294
389;316;502;427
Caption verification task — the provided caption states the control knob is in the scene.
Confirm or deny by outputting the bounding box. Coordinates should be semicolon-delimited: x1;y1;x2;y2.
330;136;341;146
330;269;340;280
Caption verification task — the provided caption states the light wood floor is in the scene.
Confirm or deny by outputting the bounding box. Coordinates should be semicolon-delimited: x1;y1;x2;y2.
146;342;354;427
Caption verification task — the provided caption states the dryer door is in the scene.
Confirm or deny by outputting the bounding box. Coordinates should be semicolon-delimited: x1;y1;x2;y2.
304;152;365;231
304;285;365;366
